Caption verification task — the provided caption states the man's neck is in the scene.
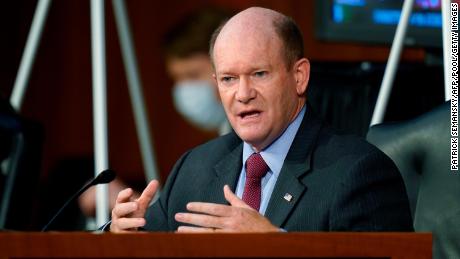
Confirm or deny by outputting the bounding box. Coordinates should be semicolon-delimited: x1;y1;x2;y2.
250;100;306;152
249;101;306;152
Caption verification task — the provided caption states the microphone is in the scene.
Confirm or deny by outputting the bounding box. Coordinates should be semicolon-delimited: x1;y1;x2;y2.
41;169;116;231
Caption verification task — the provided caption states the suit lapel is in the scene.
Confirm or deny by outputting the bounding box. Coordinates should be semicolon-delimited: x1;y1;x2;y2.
208;134;243;205
264;108;322;227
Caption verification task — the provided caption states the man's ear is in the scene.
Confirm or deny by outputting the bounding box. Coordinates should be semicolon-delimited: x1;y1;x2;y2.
293;58;310;96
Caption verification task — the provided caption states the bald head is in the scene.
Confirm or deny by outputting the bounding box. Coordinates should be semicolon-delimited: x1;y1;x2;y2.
219;7;283;38
209;7;304;69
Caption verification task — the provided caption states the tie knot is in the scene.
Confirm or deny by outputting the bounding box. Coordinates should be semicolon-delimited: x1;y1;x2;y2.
245;153;269;179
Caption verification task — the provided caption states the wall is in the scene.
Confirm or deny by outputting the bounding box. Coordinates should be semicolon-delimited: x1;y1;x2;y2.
0;0;428;191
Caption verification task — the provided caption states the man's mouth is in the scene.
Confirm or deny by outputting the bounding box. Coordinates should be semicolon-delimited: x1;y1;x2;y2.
238;110;261;119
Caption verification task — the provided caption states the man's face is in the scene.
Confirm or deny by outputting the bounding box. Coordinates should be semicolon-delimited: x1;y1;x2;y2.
213;31;304;151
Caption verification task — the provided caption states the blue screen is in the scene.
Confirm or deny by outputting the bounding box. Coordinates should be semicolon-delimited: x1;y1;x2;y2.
332;0;442;28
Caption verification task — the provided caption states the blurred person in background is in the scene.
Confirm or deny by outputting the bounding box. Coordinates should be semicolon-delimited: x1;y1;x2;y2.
163;7;232;135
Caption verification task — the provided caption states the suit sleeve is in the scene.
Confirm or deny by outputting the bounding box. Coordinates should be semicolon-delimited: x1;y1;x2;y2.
142;151;191;231
329;150;414;231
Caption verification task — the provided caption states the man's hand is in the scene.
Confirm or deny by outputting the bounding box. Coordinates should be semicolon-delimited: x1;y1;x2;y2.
110;180;159;233
175;185;279;232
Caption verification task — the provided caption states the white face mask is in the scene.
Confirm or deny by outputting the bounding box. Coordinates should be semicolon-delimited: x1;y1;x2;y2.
172;80;227;131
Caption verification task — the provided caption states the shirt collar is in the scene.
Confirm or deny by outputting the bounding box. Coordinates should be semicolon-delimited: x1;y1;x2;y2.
242;105;306;177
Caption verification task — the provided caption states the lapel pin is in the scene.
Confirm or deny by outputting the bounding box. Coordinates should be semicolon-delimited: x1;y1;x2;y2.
283;193;293;202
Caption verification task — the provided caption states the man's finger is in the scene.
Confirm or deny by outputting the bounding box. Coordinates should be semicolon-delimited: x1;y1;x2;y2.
115;217;146;230
177;226;215;233
223;185;251;208
175;212;224;229
112;201;138;217
116;188;134;204
137;180;159;209
185;202;232;217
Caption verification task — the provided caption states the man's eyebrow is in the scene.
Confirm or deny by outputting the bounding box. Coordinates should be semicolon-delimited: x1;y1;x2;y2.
215;71;233;76
216;64;272;75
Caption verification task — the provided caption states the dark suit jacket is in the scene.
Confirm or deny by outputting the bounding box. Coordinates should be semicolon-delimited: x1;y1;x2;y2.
144;109;413;231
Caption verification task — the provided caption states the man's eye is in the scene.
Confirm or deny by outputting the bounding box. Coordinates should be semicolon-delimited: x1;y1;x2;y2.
221;76;234;82
254;71;267;77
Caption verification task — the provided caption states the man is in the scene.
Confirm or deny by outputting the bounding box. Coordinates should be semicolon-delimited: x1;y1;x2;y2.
164;7;231;135
110;7;413;232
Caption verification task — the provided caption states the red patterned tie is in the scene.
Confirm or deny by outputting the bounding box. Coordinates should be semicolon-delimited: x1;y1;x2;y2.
242;153;269;211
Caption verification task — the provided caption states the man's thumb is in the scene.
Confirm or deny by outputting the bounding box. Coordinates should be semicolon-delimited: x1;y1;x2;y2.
223;185;251;208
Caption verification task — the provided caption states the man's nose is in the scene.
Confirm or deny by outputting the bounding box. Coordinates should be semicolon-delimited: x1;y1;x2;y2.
235;77;256;103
